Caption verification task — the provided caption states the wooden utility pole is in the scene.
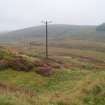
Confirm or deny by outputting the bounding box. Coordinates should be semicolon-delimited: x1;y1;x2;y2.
45;21;48;58
42;20;52;59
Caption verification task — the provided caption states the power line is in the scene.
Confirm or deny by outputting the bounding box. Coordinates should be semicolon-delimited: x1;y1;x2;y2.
41;20;52;59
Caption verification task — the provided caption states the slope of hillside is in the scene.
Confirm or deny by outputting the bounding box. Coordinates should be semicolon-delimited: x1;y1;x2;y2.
96;23;105;31
0;24;101;42
0;24;105;42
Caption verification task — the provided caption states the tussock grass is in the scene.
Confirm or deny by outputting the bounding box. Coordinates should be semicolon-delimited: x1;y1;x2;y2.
0;69;105;105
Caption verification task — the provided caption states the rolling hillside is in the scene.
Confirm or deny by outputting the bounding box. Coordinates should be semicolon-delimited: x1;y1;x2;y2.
0;24;105;42
96;23;105;31
0;24;105;53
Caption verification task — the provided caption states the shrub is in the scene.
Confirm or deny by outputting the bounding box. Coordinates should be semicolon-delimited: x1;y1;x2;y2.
0;48;14;60
91;85;102;95
33;59;61;69
0;60;9;70
8;56;34;72
33;60;47;67
36;66;53;76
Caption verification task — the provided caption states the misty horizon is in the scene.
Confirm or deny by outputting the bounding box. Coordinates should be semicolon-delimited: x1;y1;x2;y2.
0;0;105;31
0;23;98;33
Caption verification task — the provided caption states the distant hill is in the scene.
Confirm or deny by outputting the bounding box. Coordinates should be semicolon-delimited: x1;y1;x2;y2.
0;24;105;42
96;23;105;31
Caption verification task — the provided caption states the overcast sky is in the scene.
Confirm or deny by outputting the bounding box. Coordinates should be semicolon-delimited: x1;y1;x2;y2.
0;0;105;31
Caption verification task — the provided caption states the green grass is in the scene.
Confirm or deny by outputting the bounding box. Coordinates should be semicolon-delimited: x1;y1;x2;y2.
0;46;105;105
0;48;14;60
0;69;105;105
0;69;87;93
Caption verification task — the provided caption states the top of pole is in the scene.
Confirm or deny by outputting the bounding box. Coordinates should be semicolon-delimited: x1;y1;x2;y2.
41;20;52;24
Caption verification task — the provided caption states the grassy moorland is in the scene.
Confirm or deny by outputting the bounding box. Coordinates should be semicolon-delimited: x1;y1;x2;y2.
0;44;105;105
0;24;105;105
0;69;105;105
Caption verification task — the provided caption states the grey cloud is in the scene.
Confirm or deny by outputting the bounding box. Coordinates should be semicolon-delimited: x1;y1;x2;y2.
0;0;104;31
